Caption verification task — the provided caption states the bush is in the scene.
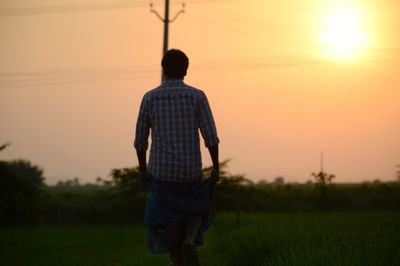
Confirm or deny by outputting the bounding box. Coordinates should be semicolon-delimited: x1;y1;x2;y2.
0;160;45;225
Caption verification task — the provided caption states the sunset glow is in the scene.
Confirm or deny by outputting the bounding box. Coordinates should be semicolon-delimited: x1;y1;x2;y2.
0;0;399;184
319;5;368;61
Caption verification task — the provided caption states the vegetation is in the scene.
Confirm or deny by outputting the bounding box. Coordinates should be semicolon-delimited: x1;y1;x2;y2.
1;144;399;265
201;211;400;266
0;158;45;225
1;211;399;266
1;144;400;225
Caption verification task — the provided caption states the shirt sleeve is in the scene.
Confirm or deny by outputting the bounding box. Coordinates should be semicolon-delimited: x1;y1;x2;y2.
134;96;151;151
198;92;219;147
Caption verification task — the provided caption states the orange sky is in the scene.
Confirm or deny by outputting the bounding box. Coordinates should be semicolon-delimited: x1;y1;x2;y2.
1;0;399;184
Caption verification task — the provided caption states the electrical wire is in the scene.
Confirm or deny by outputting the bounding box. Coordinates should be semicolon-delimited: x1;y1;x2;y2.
189;0;243;4
1;1;399;88
0;56;323;88
1;52;399;88
0;0;244;17
198;6;315;47
186;13;300;48
0;1;150;17
0;65;160;88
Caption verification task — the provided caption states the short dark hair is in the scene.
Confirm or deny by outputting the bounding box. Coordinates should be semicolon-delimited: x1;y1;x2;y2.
161;49;189;79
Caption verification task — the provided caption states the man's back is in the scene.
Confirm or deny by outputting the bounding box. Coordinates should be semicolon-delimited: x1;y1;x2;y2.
134;79;219;182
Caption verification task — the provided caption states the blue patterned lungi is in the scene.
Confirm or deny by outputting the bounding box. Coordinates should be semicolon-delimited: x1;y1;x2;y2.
145;175;212;254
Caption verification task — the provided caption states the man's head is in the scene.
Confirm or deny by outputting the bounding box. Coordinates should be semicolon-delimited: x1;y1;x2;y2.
161;49;189;80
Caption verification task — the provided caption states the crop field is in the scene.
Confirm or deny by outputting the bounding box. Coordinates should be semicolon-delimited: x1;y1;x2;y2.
1;211;399;266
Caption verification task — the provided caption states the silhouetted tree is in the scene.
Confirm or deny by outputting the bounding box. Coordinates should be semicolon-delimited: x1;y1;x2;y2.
202;159;229;179
311;169;335;210
310;152;336;209
55;180;65;187
373;179;381;184
203;160;252;226
99;167;142;196
0;159;45;224
55;177;81;187
311;152;335;191
273;176;285;185
257;179;268;185
202;159;252;187
311;170;335;186
6;160;45;187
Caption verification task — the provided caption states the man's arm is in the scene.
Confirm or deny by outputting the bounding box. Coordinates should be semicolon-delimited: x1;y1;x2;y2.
208;144;220;183
197;92;220;182
198;92;219;149
134;96;151;189
136;149;148;188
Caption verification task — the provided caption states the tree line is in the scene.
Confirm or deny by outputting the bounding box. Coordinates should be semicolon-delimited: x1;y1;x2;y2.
1;144;399;226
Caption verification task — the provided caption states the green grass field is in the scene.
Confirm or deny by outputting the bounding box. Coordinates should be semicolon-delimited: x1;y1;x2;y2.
1;211;399;266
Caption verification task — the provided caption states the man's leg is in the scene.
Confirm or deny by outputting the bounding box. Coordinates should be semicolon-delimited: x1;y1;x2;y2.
184;216;202;244
164;223;185;266
183;216;202;266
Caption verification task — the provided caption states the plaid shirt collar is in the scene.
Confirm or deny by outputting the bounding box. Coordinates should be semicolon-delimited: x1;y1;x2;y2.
161;79;185;87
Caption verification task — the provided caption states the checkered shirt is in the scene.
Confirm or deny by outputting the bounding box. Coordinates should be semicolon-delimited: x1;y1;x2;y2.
134;79;219;182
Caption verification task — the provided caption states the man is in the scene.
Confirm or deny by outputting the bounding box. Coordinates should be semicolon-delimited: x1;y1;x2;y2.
134;49;220;266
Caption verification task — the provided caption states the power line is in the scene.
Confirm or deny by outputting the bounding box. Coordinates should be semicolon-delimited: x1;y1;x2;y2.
198;6;315;47
0;1;150;17
2;47;400;81
0;65;160;88
187;0;243;4
186;6;317;50
0;57;323;88
2;53;399;88
0;0;241;17
186;13;297;48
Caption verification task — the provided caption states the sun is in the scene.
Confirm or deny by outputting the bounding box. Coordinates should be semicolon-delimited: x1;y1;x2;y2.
318;6;368;61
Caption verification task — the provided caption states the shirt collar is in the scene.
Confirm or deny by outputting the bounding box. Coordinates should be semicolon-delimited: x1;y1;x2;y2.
162;79;184;87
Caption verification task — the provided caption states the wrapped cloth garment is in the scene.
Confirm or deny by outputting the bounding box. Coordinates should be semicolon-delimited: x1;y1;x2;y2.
145;175;214;254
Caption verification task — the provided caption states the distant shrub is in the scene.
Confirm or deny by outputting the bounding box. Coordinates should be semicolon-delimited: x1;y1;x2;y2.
0;159;45;225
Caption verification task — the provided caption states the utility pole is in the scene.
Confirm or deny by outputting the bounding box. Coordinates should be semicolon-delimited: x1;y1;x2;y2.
162;0;170;58
150;1;185;81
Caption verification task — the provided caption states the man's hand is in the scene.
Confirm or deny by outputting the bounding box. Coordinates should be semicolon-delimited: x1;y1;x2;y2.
211;167;220;184
207;144;220;184
139;171;149;189
136;149;149;189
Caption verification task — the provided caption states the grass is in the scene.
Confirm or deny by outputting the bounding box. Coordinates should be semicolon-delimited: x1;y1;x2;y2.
203;211;400;266
1;211;399;266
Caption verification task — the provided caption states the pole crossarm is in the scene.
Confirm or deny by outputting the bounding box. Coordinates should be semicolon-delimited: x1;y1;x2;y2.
150;8;164;21
150;2;185;23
